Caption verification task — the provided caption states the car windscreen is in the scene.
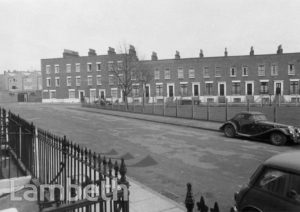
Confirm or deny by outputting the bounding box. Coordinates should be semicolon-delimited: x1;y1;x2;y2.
253;114;267;121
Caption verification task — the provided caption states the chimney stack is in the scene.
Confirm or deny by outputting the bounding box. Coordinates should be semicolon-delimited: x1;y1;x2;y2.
88;49;97;56
250;46;254;56
224;48;228;57
199;49;204;58
108;47;116;55
277;45;283;54
175;51;180;60
151;52;158;61
63;49;79;58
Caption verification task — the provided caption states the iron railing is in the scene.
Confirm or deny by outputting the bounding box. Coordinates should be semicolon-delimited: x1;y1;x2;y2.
0;107;129;212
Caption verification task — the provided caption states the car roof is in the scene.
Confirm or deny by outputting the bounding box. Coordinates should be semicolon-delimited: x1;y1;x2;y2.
263;151;300;174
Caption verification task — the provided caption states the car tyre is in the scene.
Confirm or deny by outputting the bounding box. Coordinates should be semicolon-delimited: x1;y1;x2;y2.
224;124;236;138
270;132;287;146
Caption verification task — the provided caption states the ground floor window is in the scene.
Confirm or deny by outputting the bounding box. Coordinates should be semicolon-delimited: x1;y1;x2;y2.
50;91;56;99
290;81;299;95
132;85;139;97
69;90;75;98
205;83;213;95
90;90;96;101
180;84;188;96
260;82;269;94
111;88;118;99
231;82;241;95
156;85;163;96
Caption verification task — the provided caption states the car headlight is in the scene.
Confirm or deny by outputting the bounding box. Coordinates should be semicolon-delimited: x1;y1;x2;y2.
288;126;296;135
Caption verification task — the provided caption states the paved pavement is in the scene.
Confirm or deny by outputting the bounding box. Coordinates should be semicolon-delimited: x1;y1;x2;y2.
0;104;222;212
69;105;221;132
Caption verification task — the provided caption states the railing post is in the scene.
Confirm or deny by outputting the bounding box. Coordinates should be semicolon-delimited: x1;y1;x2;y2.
206;101;210;121
18;120;22;160
163;97;165;116
185;183;194;212
225;98;228;121
274;105;277;123
153;99;155;114
192;98;195;119
176;98;178;117
247;99;250;112
119;158;129;212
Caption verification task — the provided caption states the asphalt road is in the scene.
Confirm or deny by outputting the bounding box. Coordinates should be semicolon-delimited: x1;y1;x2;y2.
3;103;300;211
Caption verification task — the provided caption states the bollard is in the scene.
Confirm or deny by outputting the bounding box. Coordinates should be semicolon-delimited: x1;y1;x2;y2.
163;97;165;116
206;101;210;121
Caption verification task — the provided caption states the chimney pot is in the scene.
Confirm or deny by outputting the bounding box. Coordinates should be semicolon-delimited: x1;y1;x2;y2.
175;51;180;60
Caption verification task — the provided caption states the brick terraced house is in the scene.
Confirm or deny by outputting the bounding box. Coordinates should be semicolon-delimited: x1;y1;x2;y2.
41;45;300;104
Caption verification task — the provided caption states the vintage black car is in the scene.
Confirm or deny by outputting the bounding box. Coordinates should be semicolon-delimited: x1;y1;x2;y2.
220;111;300;146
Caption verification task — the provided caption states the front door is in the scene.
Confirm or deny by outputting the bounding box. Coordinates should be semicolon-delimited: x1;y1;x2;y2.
247;83;253;95
145;85;150;98
168;85;174;97
79;91;84;102
219;84;225;96
276;83;282;95
100;91;105;100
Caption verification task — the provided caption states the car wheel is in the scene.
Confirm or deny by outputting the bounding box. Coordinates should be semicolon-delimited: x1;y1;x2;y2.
224;124;236;138
270;132;287;146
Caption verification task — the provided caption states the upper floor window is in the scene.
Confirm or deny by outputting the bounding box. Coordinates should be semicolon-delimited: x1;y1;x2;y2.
203;67;209;78
46;65;51;74
188;69;195;78
76;76;81;86
156;84;163;96
215;67;221;77
97;62;101;71
67;77;72;86
109;75;114;85
288;64;295;75
108;61;114;72
96;75;102;85
55;65;60;74
230;67;237;77
258;65;265;76
242;66;248;76
76;63;80;72
164;69;170;79
87;76;93;86
178;68;184;79
66;64;71;73
271;64;278;76
87;63;92;72
46;78;51;87
154;69;160;80
55;77;60;87
117;61;123;70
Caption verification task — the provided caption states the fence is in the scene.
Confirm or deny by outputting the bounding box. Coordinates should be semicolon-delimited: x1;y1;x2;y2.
0;107;129;212
83;100;300;127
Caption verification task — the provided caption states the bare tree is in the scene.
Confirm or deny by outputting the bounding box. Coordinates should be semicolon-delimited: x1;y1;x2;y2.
110;44;153;108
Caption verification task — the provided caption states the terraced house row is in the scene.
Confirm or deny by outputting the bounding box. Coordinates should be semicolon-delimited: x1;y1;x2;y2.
41;45;300;104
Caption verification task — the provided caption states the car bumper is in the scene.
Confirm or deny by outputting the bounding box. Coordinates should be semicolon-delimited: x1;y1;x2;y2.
231;206;238;212
290;134;300;143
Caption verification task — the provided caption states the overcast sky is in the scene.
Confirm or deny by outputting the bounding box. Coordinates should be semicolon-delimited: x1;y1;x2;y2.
1;0;300;73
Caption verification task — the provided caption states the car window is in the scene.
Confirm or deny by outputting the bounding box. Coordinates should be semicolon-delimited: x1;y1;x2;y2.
286;173;300;202
255;168;288;196
254;114;267;121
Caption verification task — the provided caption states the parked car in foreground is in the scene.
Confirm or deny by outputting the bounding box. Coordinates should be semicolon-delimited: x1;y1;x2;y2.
232;151;300;212
220;111;300;146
